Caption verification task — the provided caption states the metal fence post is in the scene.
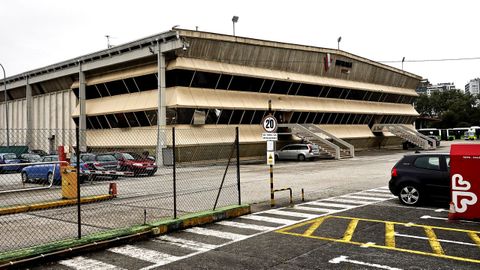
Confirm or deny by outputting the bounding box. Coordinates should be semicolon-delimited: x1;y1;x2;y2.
76;127;81;239
172;127;177;219
236;127;241;205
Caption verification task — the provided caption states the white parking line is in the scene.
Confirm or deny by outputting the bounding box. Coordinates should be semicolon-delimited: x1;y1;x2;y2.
185;227;247;241
109;245;178;265
420;215;480;224
217;221;273;231
60;256;126;270
240;215;297;225
394;232;478;247
155;235;218;252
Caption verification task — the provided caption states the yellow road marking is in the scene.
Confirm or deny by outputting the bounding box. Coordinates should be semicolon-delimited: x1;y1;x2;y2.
276;215;480;264
277;229;480;264
385;222;395;248
303;217;325;236
468;232;480;248
424;227;444;255
342;219;359;241
332;215;480;234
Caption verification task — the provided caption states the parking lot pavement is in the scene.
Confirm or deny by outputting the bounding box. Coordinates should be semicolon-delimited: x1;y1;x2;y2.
31;186;480;270
30;186;397;269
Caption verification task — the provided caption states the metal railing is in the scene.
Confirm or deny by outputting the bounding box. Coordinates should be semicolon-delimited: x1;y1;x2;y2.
0;127;242;254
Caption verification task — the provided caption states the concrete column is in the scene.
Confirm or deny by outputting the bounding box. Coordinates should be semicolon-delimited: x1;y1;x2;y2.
78;64;87;152
26;78;33;147
156;43;166;165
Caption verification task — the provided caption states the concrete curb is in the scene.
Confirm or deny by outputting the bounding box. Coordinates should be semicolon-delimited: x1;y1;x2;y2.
0;204;251;267
0;194;114;216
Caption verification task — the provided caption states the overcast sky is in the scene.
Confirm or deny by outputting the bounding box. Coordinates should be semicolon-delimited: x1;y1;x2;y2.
1;0;479;90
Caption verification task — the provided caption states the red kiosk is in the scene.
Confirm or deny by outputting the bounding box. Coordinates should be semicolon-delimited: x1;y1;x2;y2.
449;144;480;220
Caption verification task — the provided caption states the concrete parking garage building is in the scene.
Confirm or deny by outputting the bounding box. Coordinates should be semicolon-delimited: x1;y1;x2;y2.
0;28;433;161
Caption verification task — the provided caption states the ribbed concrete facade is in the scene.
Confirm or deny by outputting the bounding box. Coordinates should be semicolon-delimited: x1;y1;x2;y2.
0;29;422;153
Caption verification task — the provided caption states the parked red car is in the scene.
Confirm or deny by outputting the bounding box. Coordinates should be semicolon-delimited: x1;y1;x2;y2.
110;152;157;176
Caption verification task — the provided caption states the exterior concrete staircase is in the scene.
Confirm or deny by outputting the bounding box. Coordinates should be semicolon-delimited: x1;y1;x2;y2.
278;124;355;160
371;124;436;150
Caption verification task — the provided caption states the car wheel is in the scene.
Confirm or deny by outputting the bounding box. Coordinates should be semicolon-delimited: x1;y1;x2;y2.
274;154;279;161
399;184;422;206
298;154;306;161
21;172;30;183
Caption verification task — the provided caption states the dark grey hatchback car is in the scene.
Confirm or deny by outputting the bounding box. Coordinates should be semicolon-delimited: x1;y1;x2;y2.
389;153;450;206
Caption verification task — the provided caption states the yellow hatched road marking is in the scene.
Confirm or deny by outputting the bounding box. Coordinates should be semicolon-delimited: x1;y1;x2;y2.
303;217;325;236
468;232;480;248
276;215;480;264
385;222;395;248
277;229;480;264
424;227;444;255
332;215;480;234
342;219;359;241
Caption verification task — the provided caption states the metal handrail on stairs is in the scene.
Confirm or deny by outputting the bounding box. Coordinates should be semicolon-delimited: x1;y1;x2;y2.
279;124;341;159
372;124;436;150
302;124;355;158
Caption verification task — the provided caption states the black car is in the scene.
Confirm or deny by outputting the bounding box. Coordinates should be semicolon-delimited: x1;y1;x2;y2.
389;152;450;206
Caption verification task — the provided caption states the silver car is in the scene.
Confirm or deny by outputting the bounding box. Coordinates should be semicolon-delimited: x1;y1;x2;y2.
275;144;320;161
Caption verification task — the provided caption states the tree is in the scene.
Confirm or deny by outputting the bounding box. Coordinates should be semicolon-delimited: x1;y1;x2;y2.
414;89;479;128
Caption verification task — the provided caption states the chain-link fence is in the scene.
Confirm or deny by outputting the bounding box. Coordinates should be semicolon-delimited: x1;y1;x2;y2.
0;127;240;254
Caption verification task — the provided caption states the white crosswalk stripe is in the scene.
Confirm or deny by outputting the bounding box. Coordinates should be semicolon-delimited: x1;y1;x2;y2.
306;201;357;208
109;245;178;265
293;205;336;213
265;209;318;219
155;235;218;252
217;220;274;231
371;188;391;193
323;198;373;205
240;214;297;225
60;256;126;270
185;227;247;241
340;195;386;201
357;192;395;199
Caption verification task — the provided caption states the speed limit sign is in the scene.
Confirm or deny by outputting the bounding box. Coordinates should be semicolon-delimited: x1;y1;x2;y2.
262;115;278;133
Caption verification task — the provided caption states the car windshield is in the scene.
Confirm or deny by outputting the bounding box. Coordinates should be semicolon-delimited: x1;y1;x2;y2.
82;154;95;162
22;154;42;161
96;155;116;162
123;153;136;160
45;156;59;162
4;154;17;159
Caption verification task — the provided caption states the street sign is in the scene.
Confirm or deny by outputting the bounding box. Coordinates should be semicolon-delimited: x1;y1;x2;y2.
262;133;278;141
262;115;278;133
267;140;275;151
267;151;275;165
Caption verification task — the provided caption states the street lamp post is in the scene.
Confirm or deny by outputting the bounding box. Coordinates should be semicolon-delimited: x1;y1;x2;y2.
337;36;342;50
0;63;8;147
232;16;239;36
402;57;405;70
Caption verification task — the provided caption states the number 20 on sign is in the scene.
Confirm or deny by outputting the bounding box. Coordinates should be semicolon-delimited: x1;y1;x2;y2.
262;115;278;133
